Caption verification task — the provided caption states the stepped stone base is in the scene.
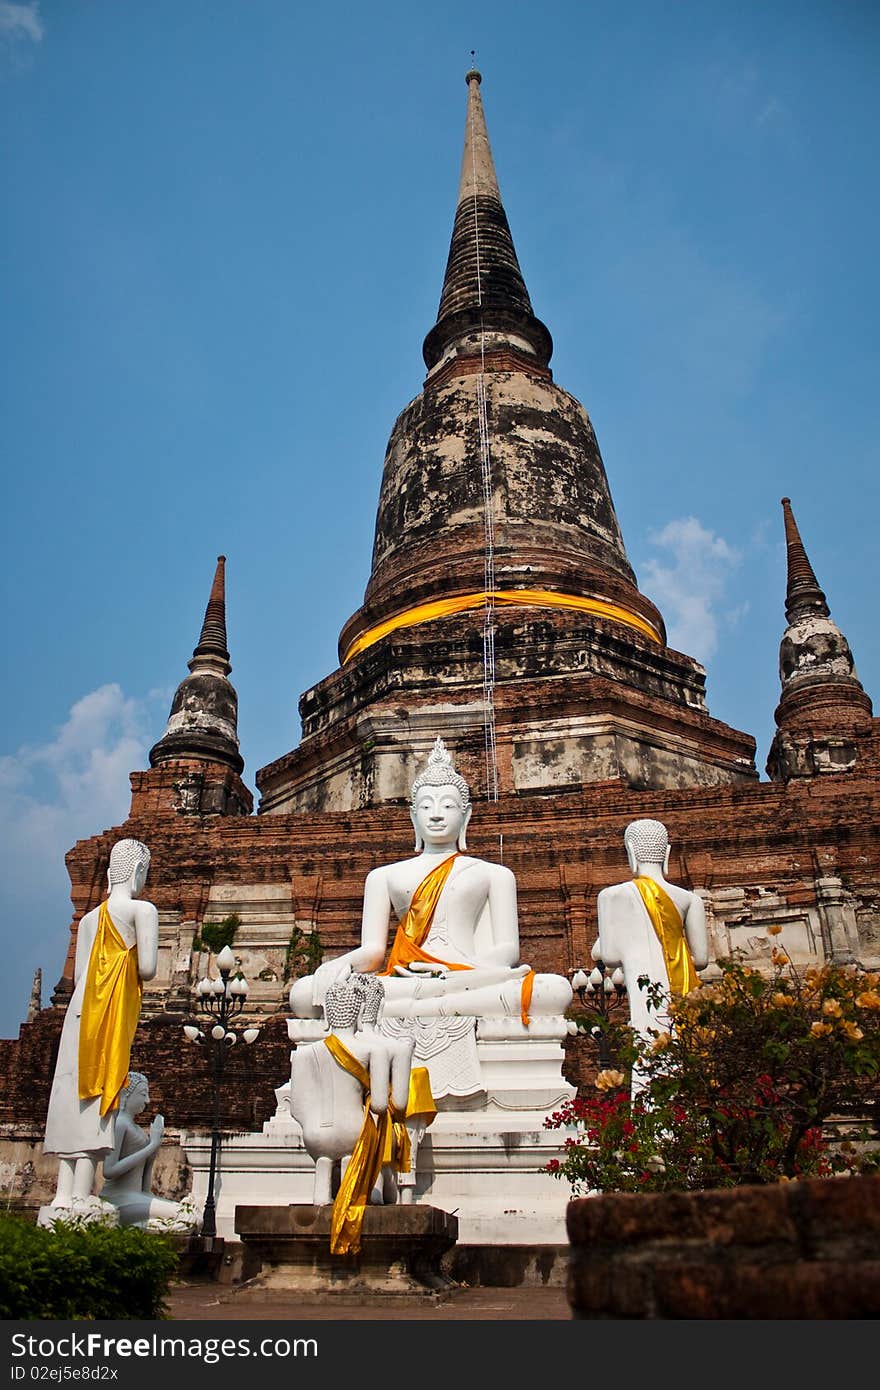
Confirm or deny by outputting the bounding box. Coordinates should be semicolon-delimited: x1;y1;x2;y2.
234;1203;459;1296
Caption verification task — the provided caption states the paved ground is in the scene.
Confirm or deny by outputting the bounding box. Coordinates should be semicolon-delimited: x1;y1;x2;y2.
166;1278;572;1321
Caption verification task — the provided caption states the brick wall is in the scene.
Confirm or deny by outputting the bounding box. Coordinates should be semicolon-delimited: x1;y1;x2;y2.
566;1174;880;1318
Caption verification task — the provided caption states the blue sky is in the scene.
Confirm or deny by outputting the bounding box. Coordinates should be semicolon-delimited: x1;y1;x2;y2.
1;1;877;1037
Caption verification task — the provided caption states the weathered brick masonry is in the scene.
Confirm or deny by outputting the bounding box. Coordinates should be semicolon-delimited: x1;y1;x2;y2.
566;1173;880;1318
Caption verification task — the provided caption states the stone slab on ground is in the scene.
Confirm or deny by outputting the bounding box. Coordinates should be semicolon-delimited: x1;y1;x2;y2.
234;1202;459;1295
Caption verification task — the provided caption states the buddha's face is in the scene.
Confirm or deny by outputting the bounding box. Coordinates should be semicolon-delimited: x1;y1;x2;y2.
412;784;469;848
128;1078;149;1113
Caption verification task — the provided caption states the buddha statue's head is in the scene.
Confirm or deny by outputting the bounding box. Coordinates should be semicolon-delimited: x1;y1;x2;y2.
107;839;151;895
410;738;472;852
120;1071;149;1111
623;818;670;875
323;979;364;1032
351;972;385;1027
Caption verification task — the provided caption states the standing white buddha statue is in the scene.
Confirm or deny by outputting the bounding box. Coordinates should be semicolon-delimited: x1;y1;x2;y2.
596;817;709;1090
41;838;159;1220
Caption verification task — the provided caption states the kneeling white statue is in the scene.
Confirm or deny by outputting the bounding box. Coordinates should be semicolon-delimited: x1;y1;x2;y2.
291;977;423;1254
100;1073;199;1231
289;739;572;1049
352;972;436;1205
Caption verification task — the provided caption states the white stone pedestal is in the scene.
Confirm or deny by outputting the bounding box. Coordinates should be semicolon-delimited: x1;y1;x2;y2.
181;1015;577;1245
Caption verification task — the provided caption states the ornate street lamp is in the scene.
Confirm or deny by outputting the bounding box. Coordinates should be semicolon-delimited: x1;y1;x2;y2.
182;944;261;1247
569;960;627;1069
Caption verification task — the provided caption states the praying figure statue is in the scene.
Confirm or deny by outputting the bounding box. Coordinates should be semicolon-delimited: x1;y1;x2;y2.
99;1073;199;1231
352;973;436;1205
41;839;159;1219
289;739;572;1043
289;977;401;1254
596;817;709;1087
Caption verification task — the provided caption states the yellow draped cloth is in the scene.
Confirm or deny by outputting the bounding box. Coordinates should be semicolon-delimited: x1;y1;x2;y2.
633;877;700;998
520;969;536;1027
377;1065;438;1173
78;902;142;1116
326;1035;383;1256
343;588;662;663
378;854;471;976
379;854;536;1026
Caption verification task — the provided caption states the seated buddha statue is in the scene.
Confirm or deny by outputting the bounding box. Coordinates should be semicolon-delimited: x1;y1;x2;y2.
289;739;572;1037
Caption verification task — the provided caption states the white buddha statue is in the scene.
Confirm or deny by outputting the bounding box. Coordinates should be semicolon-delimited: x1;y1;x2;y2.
289;739;572;1029
99;1073;198;1231
41;838;159;1219
596;817;709;1090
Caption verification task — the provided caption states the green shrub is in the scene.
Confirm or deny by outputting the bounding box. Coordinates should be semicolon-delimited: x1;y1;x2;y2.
547;951;880;1194
284;923;323;982
192;912;240;956
0;1213;179;1319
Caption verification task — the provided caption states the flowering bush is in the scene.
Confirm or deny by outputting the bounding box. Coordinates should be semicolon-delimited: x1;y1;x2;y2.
546;949;880;1194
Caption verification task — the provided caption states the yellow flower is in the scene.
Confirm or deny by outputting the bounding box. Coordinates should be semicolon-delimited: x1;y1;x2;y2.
771;992;795;1008
771;949;790;965
822;999;843;1018
843;1022;864;1042
595;1069;626;1091
650;1033;670;1054
811;1021;832;1038
766;924;783;937
855;990;880;1011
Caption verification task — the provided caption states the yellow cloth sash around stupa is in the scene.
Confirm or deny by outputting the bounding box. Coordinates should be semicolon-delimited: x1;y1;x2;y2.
78;901;143;1116
325;1036;383;1256
342;588;662;663
633;877;700;998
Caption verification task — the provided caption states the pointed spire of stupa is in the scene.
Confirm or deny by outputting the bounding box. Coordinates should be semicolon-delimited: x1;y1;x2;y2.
767;497;872;781
27;967;42;1023
422;68;552;372
190;554;231;674
149;555;244;774
456;65;503;205
781;497;829;623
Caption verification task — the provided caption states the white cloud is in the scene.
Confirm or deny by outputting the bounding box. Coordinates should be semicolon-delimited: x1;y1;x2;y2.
0;2;43;42
0;684;157;842
640;516;742;662
0;684;166;1035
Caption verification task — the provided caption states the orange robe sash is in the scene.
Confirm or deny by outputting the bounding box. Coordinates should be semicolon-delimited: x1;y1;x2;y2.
325;1036;383;1256
633;877;700;998
377;1065;438;1171
378;854;472;976
78;902;142;1116
378;854;536;1026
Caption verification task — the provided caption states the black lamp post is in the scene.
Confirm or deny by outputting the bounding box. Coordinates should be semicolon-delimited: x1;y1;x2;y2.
182;944;260;1248
570;960;627;1068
